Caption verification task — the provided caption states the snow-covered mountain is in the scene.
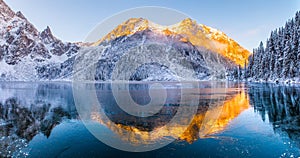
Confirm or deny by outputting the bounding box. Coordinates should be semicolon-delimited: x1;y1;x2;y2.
0;0;79;81
0;0;251;81
76;18;249;81
94;18;250;67
76;29;236;81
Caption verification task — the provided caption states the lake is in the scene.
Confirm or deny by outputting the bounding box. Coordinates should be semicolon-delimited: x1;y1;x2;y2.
0;81;300;157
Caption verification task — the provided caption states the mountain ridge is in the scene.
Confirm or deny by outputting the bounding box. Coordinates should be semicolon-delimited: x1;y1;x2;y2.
93;17;250;66
0;0;251;81
0;0;78;64
0;0;79;81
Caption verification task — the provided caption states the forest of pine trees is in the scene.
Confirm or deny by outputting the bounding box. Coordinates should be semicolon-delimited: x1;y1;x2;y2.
233;11;300;83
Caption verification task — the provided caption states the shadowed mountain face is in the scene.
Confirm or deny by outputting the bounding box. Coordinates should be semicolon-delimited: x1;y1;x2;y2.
0;0;250;81
0;0;79;81
0;0;79;64
90;29;236;81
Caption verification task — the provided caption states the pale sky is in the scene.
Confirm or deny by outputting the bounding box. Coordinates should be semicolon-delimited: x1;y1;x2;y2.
4;0;300;51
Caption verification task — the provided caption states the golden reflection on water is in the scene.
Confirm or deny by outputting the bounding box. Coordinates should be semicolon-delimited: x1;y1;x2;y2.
181;91;250;143
91;90;250;144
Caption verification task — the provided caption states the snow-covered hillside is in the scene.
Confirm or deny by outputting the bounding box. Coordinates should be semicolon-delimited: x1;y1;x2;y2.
0;0;248;81
0;0;79;81
88;29;235;81
94;18;250;67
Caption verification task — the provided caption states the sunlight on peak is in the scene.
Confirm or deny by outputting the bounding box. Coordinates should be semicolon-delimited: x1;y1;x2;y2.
93;18;251;66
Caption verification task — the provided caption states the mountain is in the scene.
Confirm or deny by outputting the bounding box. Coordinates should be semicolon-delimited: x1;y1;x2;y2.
94;18;250;67
237;11;300;83
0;0;250;81
78;28;235;81
74;18;249;81
0;0;79;81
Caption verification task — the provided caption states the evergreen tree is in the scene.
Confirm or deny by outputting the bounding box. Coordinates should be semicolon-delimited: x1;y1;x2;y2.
294;12;300;77
244;11;300;82
282;21;293;78
247;54;254;78
257;42;265;79
274;28;284;78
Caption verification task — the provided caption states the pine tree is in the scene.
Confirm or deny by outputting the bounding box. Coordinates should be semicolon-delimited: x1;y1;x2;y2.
265;31;276;80
290;19;298;78
257;42;265;79
282;21;293;78
275;28;284;78
247;54;254;78
245;11;300;82
295;11;300;78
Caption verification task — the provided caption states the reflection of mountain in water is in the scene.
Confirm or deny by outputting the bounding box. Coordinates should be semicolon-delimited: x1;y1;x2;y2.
0;82;251;157
181;91;249;142
3;82;300;157
249;84;300;147
0;83;77;157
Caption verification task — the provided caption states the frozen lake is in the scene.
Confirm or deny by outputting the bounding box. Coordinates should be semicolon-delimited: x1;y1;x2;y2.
0;81;299;157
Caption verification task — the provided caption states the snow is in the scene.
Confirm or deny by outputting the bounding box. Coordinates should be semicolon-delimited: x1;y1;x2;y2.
48;53;69;63
0;38;6;45
0;60;14;75
238;11;300;84
0;3;256;82
0;2;79;81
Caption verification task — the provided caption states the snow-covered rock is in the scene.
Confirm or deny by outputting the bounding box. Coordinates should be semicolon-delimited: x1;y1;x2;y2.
0;0;245;81
90;29;235;81
0;0;79;81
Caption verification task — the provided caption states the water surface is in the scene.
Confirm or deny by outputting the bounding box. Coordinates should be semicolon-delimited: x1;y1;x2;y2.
0;82;300;157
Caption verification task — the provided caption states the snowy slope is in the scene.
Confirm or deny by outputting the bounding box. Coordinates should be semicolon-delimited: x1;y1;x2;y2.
72;29;235;81
94;18;250;67
0;0;79;81
0;0;247;81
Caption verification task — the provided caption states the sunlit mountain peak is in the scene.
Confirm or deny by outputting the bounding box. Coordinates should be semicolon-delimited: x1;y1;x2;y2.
93;17;250;66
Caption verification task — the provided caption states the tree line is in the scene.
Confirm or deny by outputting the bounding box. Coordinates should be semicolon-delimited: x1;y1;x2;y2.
230;11;300;83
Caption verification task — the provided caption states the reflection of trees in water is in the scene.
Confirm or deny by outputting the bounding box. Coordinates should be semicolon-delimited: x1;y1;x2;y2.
0;83;76;157
249;84;300;147
0;98;50;140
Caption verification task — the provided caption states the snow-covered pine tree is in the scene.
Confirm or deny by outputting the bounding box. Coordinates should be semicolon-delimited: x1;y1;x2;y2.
248;49;257;79
246;54;254;78
282;21;293;79
271;31;278;79
295;11;300;78
276;28;285;78
245;11;300;82
257;42;265;79
266;31;276;80
290;19;298;78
